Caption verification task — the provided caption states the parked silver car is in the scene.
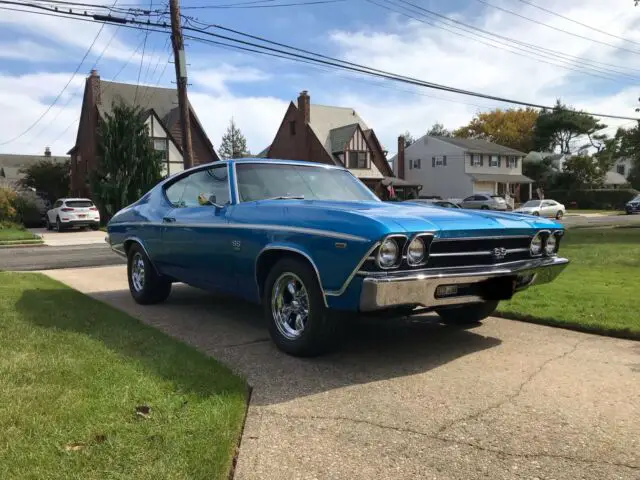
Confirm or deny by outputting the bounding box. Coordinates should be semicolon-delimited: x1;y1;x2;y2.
514;199;566;219
460;194;508;211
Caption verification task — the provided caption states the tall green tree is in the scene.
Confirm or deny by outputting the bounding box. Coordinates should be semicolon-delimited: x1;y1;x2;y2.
533;100;607;154
0;167;5;178
400;131;415;147
89;102;163;219
426;122;451;137
604;121;640;189
218;118;249;159
453;107;538;152
18;159;70;202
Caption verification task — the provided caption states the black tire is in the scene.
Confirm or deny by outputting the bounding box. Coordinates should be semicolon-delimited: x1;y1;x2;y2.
45;216;52;231
436;300;499;326
555;210;563;220
127;243;172;305
533;211;540;216
56;216;64;232
90;224;100;231
263;257;340;357
480;205;490;210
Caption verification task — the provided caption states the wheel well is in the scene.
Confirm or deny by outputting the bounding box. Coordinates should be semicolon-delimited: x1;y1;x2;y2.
255;249;320;299
123;239;137;255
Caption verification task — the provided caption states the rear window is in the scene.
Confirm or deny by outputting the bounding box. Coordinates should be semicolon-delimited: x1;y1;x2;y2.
65;200;93;208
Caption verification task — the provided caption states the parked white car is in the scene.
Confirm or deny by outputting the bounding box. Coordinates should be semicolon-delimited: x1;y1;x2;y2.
45;198;101;231
514;199;565;219
460;194;509;211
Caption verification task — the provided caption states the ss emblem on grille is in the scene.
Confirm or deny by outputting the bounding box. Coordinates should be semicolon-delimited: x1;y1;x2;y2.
492;247;507;260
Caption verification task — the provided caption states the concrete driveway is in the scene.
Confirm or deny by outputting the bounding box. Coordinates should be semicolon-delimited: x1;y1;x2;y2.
29;227;106;246
43;266;639;480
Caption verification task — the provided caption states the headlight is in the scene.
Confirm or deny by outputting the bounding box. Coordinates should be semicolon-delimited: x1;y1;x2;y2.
545;234;557;255
407;237;426;265
377;238;399;268
530;233;543;256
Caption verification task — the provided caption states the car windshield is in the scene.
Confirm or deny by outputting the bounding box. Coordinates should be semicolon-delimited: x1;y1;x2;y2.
236;163;380;202
632;195;640;202
65;200;93;208
522;200;541;207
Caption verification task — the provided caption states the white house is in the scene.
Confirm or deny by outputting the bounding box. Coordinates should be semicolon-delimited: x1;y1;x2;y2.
610;157;633;180
390;135;533;203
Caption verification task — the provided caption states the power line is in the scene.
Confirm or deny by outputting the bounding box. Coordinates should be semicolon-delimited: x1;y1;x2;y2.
180;0;345;9
385;0;640;82
473;0;640;57
5;2;640;121
0;2;112;145
133;0;152;103
515;0;640;47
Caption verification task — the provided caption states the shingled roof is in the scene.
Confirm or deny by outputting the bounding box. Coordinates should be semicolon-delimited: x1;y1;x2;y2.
329;123;359;153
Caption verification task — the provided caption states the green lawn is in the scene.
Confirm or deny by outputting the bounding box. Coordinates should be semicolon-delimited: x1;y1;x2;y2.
499;228;640;339
0;273;247;480
566;209;623;215
0;224;38;242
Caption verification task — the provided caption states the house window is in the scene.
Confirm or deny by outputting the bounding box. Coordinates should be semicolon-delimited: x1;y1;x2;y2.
507;156;518;168
414;158;421;169
153;138;168;162
289;121;296;135
617;164;626;175
490;155;499;167
471;154;481;166
348;151;367;169
432;156;447;167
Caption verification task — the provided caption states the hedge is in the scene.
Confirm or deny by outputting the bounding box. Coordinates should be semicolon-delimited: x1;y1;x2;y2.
545;189;639;210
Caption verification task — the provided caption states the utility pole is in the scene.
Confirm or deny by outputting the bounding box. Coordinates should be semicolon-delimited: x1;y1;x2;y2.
169;0;194;169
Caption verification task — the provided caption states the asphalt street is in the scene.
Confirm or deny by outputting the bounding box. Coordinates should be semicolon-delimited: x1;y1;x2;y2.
0;244;125;271
562;213;640;228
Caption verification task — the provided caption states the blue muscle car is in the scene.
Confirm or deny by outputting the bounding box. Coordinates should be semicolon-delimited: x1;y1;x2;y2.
106;159;569;356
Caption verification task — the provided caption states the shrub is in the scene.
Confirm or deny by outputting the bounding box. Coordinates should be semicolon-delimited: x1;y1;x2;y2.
545;189;639;210
13;194;42;228
0;186;17;222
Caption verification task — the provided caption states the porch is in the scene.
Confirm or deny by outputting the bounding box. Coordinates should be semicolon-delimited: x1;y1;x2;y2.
469;173;534;208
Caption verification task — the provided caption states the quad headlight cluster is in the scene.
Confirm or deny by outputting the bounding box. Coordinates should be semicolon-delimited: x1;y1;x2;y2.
530;230;563;257
376;234;431;269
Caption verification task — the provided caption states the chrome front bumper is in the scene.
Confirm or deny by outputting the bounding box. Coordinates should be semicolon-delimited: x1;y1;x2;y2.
359;256;569;312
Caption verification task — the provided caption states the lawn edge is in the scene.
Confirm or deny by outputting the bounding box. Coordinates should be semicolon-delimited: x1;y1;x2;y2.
0;241;45;248
495;310;640;341
229;385;254;480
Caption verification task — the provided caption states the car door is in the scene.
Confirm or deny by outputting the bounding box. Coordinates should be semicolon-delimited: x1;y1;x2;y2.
48;200;62;222
541;200;555;217
160;164;235;291
461;195;477;209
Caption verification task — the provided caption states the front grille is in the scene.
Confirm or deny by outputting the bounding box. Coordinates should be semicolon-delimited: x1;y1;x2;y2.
427;235;532;268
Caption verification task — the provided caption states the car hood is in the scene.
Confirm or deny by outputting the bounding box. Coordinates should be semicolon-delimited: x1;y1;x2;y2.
241;200;562;239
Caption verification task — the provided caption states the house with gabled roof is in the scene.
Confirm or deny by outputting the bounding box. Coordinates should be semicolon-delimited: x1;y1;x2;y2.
68;69;218;197
263;91;415;197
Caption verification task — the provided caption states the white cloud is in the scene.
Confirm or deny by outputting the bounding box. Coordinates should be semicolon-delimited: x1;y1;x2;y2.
190;65;269;95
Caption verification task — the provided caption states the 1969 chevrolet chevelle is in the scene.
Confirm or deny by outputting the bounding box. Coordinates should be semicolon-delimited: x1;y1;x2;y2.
106;159;569;356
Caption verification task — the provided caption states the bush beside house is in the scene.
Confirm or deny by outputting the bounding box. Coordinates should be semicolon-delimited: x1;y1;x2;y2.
545;189;638;210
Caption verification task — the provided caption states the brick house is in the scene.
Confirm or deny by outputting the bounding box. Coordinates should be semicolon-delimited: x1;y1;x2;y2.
68;70;218;196
264;91;417;197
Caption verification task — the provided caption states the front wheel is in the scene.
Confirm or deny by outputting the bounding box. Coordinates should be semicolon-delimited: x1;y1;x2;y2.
45;216;52;231
263;257;340;357
127;244;171;305
436;300;499;326
555;210;564;220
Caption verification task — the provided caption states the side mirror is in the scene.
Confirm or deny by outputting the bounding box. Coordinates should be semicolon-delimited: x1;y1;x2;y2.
197;193;224;209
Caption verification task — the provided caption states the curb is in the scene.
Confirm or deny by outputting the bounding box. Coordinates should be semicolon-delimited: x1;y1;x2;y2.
0;241;45;248
494;311;640;341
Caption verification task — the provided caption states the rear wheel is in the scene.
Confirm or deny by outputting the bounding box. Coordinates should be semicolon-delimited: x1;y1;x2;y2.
127;243;172;305
56;216;64;232
436;300;499;326
480;205;489;210
45;216;52;231
555;210;563;220
263;257;340;357
533;211;540;216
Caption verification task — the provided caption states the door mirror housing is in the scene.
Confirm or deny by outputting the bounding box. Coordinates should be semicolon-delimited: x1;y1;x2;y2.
197;193;225;209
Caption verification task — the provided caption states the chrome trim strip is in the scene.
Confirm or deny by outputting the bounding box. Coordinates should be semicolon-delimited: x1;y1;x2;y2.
110;222;368;243
325;241;381;297
232;161;240;204
255;245;328;307
432;235;532;242
430;247;530;258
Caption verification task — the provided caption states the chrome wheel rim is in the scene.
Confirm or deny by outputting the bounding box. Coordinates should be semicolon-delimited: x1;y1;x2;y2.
131;253;145;292
271;273;310;340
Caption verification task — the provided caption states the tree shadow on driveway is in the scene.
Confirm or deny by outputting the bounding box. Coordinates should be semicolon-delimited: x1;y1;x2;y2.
18;283;502;406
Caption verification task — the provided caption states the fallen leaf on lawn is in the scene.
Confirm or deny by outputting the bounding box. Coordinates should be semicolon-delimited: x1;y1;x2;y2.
135;405;151;418
64;442;85;452
93;434;106;444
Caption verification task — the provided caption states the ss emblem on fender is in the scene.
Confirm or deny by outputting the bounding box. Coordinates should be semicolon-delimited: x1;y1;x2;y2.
231;240;241;251
492;247;507;260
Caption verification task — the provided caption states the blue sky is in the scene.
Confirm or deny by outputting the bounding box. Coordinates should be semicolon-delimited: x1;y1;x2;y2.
1;0;640;156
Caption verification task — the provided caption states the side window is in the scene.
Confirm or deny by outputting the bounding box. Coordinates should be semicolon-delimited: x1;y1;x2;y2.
165;178;188;207
53;200;62;208
463;196;475;202
181;166;230;208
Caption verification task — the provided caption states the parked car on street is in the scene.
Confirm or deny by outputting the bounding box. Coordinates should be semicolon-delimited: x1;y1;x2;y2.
404;199;461;208
460;194;508;211
46;198;100;231
514;199;566;219
106;159;569;357
625;195;640;214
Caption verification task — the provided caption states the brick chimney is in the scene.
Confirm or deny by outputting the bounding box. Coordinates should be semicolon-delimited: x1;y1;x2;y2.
44;146;51;157
298;90;310;124
89;68;101;106
397;136;405;179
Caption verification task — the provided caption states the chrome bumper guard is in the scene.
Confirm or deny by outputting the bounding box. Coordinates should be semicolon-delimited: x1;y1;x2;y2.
359;256;569;312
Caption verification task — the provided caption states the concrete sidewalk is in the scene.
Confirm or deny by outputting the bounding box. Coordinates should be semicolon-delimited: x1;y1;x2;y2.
29;228;106;246
43;266;640;480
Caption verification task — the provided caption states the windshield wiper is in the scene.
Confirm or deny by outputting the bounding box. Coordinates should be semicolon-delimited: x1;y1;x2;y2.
264;195;305;200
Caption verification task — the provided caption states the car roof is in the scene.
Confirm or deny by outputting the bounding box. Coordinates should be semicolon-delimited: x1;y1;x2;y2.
59;198;93;202
194;158;347;171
